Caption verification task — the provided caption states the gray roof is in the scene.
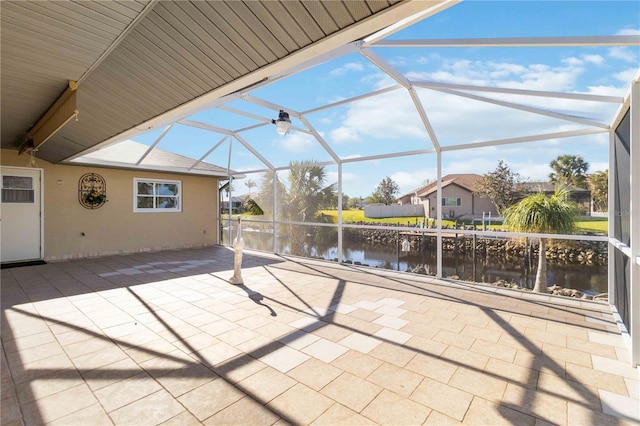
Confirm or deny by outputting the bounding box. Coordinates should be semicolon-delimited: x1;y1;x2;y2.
523;181;590;193
71;140;239;178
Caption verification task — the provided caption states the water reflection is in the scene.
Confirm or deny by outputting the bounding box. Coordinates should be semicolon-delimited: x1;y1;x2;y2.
222;225;607;294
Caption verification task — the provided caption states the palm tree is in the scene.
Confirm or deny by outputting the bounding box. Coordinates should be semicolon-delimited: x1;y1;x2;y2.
503;188;579;293
285;160;335;255
549;154;589;188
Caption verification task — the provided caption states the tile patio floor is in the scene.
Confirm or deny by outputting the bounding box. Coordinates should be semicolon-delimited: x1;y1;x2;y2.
1;246;638;425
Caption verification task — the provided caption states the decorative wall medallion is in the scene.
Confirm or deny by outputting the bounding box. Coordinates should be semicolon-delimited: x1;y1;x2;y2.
78;173;107;209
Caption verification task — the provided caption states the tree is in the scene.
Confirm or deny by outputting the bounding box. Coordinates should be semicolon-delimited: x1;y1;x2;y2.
503;188;579;293
587;170;608;212
285;161;336;255
347;197;361;209
245;179;256;197
474;160;524;215
549;155;589;188
371;177;399;205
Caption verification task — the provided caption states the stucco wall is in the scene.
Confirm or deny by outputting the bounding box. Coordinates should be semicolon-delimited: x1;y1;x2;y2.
1;149;219;261
423;185;498;219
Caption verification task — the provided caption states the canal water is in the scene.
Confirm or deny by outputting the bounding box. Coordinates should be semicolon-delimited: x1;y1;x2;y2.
224;228;608;295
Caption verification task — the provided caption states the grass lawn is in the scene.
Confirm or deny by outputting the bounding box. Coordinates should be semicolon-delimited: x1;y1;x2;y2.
319;209;608;234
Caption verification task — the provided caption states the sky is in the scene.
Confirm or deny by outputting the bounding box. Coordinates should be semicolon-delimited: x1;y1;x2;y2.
129;1;640;199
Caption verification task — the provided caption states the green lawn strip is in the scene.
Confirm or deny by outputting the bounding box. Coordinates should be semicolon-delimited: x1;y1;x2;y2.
243;209;607;234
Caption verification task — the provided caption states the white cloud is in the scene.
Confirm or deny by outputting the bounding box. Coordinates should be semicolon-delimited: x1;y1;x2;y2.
562;57;583;66
582;54;604;65
616;28;640;35
608;46;637;63
330;62;364;76
614;68;639;84
277;132;317;153
328;90;427;145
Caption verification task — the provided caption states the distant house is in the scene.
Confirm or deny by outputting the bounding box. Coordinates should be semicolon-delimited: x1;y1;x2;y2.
397;193;413;205
411;174;498;219
521;182;592;215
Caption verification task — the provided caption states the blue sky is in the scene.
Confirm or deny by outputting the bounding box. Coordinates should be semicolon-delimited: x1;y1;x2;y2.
130;1;639;199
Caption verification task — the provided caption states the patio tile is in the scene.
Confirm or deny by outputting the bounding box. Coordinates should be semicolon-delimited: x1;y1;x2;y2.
591;354;639;379
405;353;458;383
460;324;502;343
433;329;475;350
349;308;383;322
484;357;539;390
42;403;108;426
424;410;463;424
373;314;408;329
566;336;618;359
71;345;129;371
8;353;76;385
21;383;98;425
15;369;85;405
277;329;320;349
94;371;162;412
450;367;508;403
332;350;383;378
311;323;354;342
109;389;185;425
177;378;245;421
565;362;629;394
154;360;218;396
4;331;56;354
463;396;536;425
310;402;377;425
287;358;343;391
82;357;144;391
372;327;412;345
361;389;430;425
160;410;202;426
269;383;334;425
6;341;65;367
502;382;569;425
470;338;517;362
600;389;640;423
302;338;348;363
542;342;593;368
2;247;635;426
321;372;382;412
368;341;416;367
124;338;178;364
338;332;382;354
259;344;310;373
411;378;473;421
367;362;423;397
203;396;280;425
376;297;406;307
441;345;489;371
213;354;267;384
197;341;242;367
237;366;297;403
567;401;639;426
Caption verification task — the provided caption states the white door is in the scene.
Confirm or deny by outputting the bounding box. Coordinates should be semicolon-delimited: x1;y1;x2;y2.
0;167;43;263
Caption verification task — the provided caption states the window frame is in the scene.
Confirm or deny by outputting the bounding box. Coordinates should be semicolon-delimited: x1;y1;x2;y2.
442;197;462;207
133;178;182;213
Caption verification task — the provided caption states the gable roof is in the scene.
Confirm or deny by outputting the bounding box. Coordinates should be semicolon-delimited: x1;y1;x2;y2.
415;174;483;197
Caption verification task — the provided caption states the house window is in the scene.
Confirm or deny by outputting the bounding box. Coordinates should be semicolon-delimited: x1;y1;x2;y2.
442;197;461;207
2;175;34;203
134;178;181;212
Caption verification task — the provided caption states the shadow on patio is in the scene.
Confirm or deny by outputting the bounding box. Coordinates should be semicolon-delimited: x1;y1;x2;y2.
1;246;638;425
